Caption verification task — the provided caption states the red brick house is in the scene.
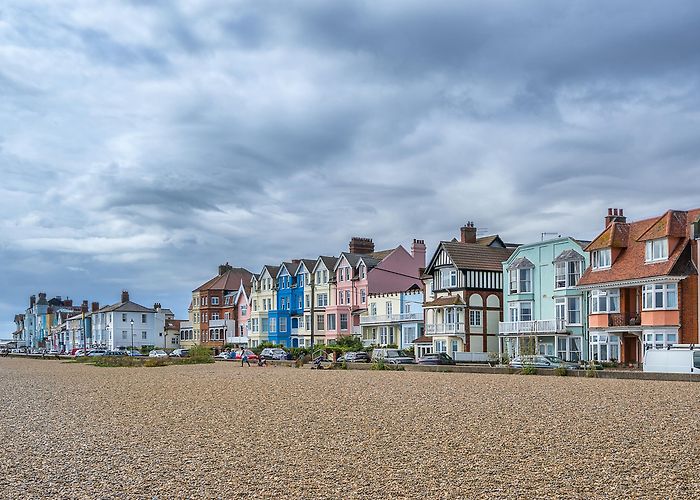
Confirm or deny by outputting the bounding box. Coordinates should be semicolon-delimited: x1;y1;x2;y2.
577;208;700;365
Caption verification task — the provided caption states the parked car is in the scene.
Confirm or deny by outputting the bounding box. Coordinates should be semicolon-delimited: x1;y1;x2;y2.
339;351;371;363
170;349;189;358
509;355;579;370
260;347;289;360
371;348;416;365
104;350;126;356
48;349;60;355
230;349;259;361
87;349;107;357
123;349;143;357
149;350;168;358
215;351;230;360
418;352;456;365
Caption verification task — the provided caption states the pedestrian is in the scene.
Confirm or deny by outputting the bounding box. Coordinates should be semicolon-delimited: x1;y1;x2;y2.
240;347;250;367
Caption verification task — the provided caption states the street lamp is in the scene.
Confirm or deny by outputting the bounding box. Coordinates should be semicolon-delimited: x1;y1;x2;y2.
130;319;134;354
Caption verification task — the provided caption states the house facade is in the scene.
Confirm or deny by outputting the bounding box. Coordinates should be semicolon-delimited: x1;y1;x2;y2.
89;291;168;350
499;237;590;362
360;286;424;349
247;266;279;348
423;223;515;361
577;208;700;365
185;263;253;350
324;237;426;343
305;256;338;346
289;259;318;348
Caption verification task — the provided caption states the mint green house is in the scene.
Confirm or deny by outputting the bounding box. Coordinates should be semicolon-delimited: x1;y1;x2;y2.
499;237;590;362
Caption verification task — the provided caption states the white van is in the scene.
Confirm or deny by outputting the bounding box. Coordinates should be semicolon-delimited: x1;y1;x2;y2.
643;346;700;374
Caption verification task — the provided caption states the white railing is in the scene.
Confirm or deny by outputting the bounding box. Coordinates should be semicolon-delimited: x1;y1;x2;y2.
425;323;465;335
226;336;249;344
209;319;234;328
351;326;361;336
498;319;566;335
359;313;423;325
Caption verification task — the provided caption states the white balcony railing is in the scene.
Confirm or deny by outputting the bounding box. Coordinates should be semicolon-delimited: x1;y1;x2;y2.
425;323;465;335
209;319;234;328
498;319;566;335
359;312;423;325
226;336;249;344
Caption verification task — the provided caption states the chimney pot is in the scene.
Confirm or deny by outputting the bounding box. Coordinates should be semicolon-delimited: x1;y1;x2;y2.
460;223;477;244
349;237;375;254
121;290;129;303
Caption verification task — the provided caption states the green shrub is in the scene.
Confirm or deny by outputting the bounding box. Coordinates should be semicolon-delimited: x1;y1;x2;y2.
143;357;169;367
188;345;214;363
370;360;405;371
520;365;537;375
554;366;568;377
585;363;598;378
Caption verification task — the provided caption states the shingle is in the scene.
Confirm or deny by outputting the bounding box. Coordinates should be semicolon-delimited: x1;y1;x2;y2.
441;241;515;272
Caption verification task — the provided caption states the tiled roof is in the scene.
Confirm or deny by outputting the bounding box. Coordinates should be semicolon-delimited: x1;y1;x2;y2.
263;265;280;278
424;295;466;307
195;268;253;292
318;256;338;271
440;241;515;272
579;208;700;286
553;249;585;263
508;257;535;270
413;335;432;344
297;259;317;274
586;223;630;251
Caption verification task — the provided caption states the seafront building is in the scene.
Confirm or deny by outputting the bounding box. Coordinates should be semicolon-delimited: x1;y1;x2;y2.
422;223;515;361
360;286;424;349
499;237;590;362
576;208;700;364
247;265;279;348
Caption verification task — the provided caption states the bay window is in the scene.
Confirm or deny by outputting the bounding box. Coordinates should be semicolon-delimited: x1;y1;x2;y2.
590;289;620;313
555;260;582;289
643;330;678;350
642;283;678;310
592;248;612;270
557;337;582;362
645;238;668;263
441;269;458;289
590;334;620;362
509;268;533;293
339;314;348;331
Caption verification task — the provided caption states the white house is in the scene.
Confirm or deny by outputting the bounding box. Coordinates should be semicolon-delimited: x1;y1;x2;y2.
90;291;168;350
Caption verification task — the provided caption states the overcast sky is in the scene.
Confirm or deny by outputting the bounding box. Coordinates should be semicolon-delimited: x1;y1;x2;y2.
2;0;699;333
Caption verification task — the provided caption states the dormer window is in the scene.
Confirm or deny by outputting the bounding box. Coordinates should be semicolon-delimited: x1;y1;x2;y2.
359;265;366;279
645;238;668;263
554;251;584;289
592;248;612;270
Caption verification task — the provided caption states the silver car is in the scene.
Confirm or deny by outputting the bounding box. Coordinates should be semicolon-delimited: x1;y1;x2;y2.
509;355;579;370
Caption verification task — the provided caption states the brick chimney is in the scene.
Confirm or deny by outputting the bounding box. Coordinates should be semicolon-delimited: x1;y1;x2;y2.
460;222;477;244
605;208;627;228
81;300;88;313
64;299;73;307
411;239;426;268
121;290;129;303
218;262;233;275
349;237;375;254
91;302;100;312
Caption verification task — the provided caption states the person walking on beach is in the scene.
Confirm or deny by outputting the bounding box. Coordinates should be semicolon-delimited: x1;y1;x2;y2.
240;347;250;367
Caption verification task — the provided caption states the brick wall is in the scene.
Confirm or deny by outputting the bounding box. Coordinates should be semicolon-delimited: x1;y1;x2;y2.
680;276;698;344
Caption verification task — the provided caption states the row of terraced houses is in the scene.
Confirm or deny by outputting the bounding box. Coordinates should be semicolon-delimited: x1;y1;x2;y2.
178;207;700;365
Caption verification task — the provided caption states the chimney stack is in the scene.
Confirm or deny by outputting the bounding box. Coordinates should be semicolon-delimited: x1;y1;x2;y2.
349;237;375;255
605;208;627;228
153;303;162;311
121;290;129;303
460;222;477;244
411;239;427;269
91;302;100;312
64;299;73;307
30;295;36;307
81;300;88;313
218;262;233;276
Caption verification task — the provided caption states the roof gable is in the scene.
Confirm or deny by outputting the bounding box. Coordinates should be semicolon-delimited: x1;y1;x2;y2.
637;210;687;241
586;222;630;251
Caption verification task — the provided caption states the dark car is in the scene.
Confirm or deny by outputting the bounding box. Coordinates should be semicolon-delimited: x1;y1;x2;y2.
417;352;456;365
340;351;371;363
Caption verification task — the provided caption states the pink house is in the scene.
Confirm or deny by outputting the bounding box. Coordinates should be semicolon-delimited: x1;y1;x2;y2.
324;237;426;340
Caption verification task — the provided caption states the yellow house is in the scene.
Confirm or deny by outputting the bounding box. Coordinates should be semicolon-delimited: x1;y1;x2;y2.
247;265;279;348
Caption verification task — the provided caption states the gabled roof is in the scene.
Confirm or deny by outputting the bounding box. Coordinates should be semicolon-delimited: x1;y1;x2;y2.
476;235;507;248
554;249;585;263
194;267;253;293
508;257;535;270
424;295;466;307
586;223;630;251
318;256;338;271
101;301;155;314
262;265;280;279
637;210;689;241
295;259;317;275
428;240;515;273
277;262;299;277
579;208;700;287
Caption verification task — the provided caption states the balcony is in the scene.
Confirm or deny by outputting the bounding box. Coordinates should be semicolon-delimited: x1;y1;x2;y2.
209;319;234;328
498;320;566;335
608;313;641;327
359;313;423;325
226;336;249;344
425;323;465;335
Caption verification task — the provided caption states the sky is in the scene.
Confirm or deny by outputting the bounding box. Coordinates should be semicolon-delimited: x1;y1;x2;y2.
1;0;700;333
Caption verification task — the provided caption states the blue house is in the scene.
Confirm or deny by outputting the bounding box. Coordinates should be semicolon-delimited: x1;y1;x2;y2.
268;261;302;347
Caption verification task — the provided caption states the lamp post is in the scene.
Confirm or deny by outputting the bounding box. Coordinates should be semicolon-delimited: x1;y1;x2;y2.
130;319;134;354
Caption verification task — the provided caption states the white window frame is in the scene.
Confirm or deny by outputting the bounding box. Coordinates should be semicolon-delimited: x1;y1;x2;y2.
211;297;219;305
643;330;678;350
592;248;612;270
642;283;678;310
645;238;669;263
508;301;533;322
590;289;620;314
279;317;287;333
510;268;533;293
469;310;482;327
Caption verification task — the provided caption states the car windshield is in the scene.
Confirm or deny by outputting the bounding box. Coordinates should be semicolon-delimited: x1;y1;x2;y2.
544;356;564;363
385;350;401;357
